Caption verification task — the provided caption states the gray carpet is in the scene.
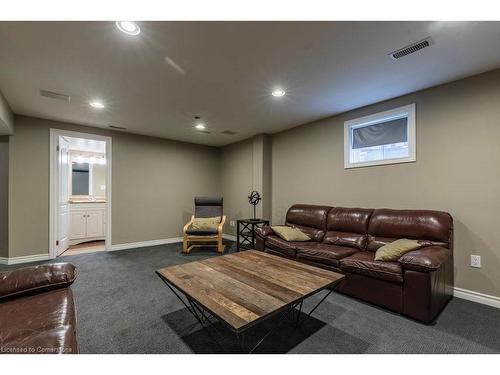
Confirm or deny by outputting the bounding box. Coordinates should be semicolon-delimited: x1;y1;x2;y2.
1;242;499;353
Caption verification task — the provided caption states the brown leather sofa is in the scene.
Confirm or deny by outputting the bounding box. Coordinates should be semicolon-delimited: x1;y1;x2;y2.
255;204;454;323
0;263;78;354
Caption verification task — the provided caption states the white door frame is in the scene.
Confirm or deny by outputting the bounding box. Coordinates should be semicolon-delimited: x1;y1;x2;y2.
49;128;112;258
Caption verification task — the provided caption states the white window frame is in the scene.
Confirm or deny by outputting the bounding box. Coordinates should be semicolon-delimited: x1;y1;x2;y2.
344;103;416;169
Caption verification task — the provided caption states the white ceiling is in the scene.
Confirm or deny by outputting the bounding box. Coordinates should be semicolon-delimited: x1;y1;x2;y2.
1;21;500;146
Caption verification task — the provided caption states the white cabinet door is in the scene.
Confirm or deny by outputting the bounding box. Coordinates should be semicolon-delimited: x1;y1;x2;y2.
86;210;104;238
70;211;87;239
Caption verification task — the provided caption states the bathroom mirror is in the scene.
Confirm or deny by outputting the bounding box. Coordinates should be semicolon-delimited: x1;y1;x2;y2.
72;163;90;195
71;161;106;197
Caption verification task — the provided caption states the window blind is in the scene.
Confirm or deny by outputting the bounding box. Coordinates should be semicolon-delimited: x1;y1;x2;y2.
352;117;408;149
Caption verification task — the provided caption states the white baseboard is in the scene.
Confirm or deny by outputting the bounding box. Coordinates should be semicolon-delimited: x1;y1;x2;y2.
223;234;237;241
0;254;50;265
454;287;500;309
110;235;236;252
110;237;183;252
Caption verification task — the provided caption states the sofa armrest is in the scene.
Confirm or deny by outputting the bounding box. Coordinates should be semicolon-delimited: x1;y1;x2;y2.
255;225;273;239
255;225;274;251
0;263;76;301
399;246;452;273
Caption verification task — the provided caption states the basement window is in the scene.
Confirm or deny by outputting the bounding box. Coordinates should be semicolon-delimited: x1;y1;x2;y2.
344;104;416;169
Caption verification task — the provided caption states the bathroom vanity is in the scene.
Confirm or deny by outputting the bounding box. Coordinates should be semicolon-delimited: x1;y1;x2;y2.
68;201;106;245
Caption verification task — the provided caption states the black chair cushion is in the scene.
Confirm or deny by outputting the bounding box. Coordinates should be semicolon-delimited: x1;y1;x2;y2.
185;227;218;236
194;197;223;218
195;197;223;206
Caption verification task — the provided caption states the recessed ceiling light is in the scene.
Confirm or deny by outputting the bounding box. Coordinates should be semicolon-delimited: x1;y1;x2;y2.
115;21;141;36
271;89;286;97
89;101;105;109
195;123;206;130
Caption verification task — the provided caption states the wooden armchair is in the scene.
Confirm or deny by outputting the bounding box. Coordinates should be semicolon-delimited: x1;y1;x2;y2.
183;197;226;254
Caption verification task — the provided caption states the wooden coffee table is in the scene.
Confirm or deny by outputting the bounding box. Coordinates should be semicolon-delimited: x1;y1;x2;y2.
156;250;344;352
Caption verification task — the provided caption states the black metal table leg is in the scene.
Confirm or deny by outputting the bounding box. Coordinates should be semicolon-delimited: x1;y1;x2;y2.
236;331;245;353
245;301;301;354
295;289;333;327
295;301;303;327
307;289;332;317
157;270;335;354
186;298;205;326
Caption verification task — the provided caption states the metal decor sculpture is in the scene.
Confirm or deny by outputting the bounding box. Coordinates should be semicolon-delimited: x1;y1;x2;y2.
248;191;262;220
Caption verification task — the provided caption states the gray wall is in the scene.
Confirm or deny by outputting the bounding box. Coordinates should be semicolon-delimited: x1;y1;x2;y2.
252;135;272;221
271;69;500;298
8;115;220;257
220;139;254;235
220;136;273;236
0;136;8;257
0;91;14;135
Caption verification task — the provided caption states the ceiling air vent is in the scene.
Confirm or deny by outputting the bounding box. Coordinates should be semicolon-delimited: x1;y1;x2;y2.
221;130;237;135
389;37;433;60
109;125;127;130
40;89;71;103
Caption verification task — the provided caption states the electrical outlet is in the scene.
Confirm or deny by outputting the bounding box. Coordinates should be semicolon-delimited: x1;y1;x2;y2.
470;255;481;268
230;220;235;227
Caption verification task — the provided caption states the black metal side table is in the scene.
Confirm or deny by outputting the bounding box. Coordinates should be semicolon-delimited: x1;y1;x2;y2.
236;219;270;251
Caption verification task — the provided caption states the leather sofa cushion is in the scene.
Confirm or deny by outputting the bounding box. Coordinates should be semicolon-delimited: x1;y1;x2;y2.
286;204;332;229
0;288;77;353
323;207;373;249
0;263;76;301
323;231;366;249
265;235;298;258
296;243;358;267
326;207;373;233
285;204;331;242
399;246;452;272
340;251;403;284
368;209;452;245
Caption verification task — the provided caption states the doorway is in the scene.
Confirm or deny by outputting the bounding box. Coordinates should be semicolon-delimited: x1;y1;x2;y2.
49;129;112;258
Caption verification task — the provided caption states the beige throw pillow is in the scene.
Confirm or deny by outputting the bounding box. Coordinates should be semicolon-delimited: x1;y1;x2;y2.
271;226;310;242
191;216;221;230
374;239;421;261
